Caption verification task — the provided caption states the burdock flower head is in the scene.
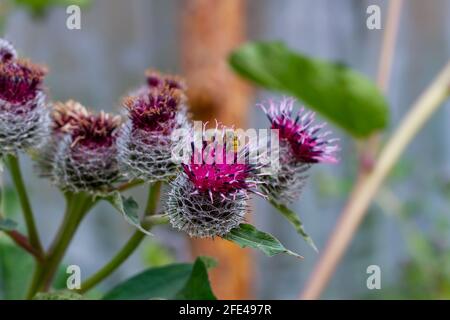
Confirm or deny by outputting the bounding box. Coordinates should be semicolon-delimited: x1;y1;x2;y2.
260;98;339;204
51;101;122;194
0;39;49;156
166;125;264;238
117;70;190;182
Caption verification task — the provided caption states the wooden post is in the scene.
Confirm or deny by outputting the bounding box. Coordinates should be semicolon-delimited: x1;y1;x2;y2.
181;0;253;299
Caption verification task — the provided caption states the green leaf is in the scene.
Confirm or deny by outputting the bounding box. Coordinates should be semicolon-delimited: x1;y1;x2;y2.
269;199;318;252
103;257;216;300
33;291;84;300
104;191;152;236
0;238;34;299
229;41;389;137
175;258;216;300
223;223;303;259
0;218;18;232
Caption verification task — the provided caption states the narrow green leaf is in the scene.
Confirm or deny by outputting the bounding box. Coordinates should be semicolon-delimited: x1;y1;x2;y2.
223;223;303;259
0;218;17;232
269;199;318;252
229;41;389;137
104;191;152;236
103;257;216;300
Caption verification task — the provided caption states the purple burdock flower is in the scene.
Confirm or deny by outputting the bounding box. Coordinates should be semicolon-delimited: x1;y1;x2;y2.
117;71;190;182
0;40;49;156
36;100;89;178
51;101;122;194
260;98;339;204
166;125;265;238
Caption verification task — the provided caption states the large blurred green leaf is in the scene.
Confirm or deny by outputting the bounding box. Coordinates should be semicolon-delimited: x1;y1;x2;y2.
223;223;303;259
102;257;216;300
12;0;91;17
229;41;389;137
0;238;34;299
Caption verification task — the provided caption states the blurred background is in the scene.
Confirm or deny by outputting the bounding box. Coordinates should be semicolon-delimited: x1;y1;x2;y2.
1;0;450;299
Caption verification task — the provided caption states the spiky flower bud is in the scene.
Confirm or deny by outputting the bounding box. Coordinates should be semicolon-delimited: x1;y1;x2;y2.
166;126;264;238
260;98;339;204
117;71;190;182
37;100;88;178
0;39;17;62
0;39;49;156
51;101;122;194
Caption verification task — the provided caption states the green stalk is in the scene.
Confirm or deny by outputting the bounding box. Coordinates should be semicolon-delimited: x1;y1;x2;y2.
26;191;95;299
6;154;43;255
78;182;162;294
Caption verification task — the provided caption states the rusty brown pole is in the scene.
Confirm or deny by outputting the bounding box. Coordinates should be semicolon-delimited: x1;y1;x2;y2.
181;0;253;299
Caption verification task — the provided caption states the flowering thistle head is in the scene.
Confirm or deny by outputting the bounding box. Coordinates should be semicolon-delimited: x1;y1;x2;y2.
260;98;339;203
0;40;49;156
51;101;122;194
117;71;190;182
36;100;89;178
166;124;264;238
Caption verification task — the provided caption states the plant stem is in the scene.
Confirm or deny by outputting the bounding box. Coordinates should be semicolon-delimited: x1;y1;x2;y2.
26;192;94;299
6;154;44;256
78;182;162;294
301;60;450;300
5;230;44;262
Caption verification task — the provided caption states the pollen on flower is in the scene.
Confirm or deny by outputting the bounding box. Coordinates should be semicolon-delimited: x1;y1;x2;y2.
70;110;121;148
51;100;89;133
0;59;47;106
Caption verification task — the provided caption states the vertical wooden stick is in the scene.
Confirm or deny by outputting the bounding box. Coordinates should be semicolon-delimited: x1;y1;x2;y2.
181;0;253;299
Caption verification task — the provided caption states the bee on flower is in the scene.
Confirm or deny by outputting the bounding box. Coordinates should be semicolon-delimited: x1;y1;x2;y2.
166;124;266;238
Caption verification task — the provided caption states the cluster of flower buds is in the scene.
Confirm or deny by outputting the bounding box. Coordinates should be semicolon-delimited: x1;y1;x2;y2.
166;124;265;238
1;38;339;239
117;70;191;183
259;98;339;204
0;39;50;156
